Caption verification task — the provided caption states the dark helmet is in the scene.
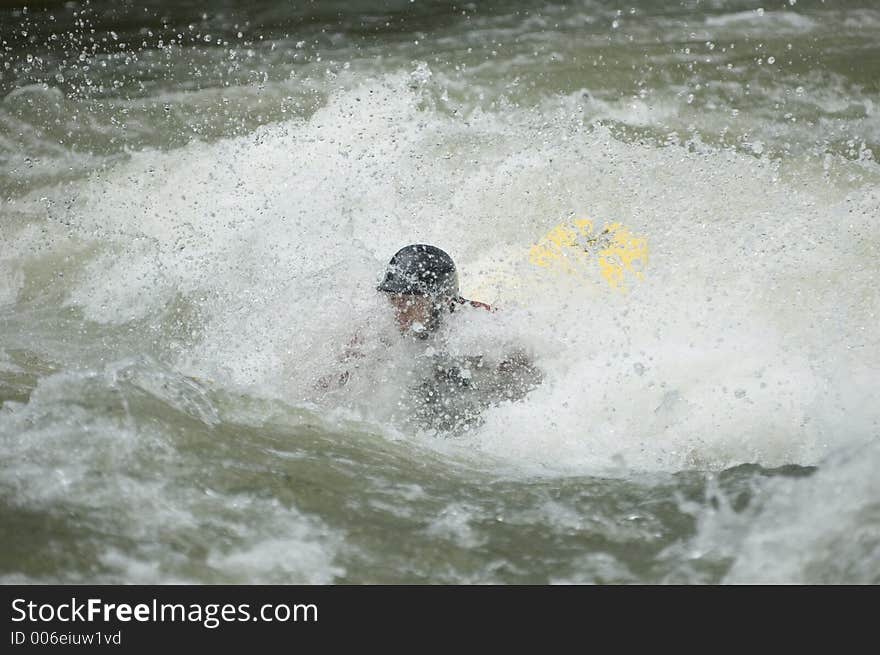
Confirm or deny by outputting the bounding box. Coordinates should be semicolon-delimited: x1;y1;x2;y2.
377;244;460;299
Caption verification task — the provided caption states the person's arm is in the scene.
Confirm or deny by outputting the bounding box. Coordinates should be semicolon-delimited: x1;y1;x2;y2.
493;348;543;402
314;331;364;391
457;298;542;389
497;349;536;374
315;369;351;390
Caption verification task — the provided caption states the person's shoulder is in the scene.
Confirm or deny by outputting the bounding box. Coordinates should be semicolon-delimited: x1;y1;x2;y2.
468;299;494;312
454;297;495;313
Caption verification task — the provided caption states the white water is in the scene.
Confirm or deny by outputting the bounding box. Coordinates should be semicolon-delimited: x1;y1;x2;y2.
9;71;877;477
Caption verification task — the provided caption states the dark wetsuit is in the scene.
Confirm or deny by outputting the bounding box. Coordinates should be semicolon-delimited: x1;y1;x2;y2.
318;295;542;434
411;297;543;434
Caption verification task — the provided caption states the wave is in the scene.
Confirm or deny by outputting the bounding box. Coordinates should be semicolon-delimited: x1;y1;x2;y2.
2;72;875;477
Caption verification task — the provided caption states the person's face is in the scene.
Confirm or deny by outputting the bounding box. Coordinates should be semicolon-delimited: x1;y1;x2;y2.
387;294;433;334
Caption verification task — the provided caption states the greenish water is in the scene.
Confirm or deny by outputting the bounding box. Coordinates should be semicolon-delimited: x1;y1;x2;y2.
1;0;878;583
0;354;819;583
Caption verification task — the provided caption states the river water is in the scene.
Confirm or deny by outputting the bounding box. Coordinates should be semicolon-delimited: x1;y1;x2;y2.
1;0;878;583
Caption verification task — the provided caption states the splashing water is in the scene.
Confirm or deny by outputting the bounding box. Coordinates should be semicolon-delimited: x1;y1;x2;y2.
1;0;878;583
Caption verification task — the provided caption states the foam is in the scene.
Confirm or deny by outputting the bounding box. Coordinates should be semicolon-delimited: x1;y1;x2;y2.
704;10;818;32
12;70;880;474
673;436;880;584
0;260;23;308
721;438;880;583
0;366;345;583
